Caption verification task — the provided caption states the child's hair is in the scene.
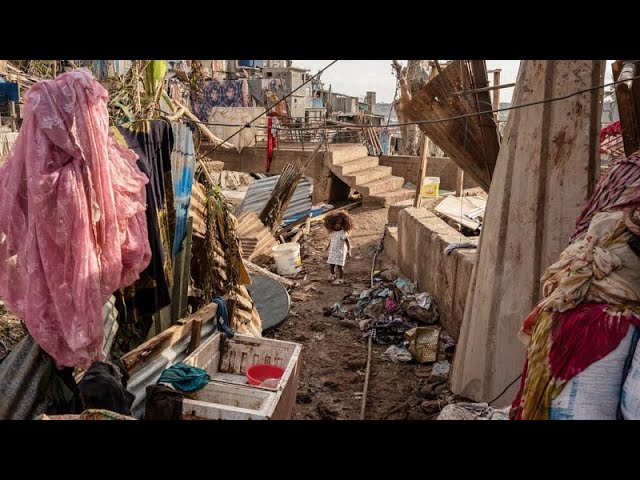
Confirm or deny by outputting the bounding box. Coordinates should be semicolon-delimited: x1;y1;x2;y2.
324;210;355;233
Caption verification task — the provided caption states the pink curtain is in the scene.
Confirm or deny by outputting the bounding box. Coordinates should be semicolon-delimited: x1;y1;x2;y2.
0;69;151;369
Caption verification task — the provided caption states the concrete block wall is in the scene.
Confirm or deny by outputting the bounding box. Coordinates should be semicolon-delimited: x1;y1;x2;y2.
379;155;479;191
397;207;477;339
204;144;346;204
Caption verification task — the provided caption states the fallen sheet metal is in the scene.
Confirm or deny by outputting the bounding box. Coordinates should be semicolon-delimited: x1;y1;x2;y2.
246;274;290;331
434;195;487;231
238;175;313;224
404;60;501;191
237;212;277;262
0;296;119;420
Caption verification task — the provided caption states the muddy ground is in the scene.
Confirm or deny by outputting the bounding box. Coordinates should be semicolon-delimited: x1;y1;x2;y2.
0;204;462;419
263;206;462;420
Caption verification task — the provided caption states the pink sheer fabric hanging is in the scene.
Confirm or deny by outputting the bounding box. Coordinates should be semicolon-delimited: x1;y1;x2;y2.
0;69;151;369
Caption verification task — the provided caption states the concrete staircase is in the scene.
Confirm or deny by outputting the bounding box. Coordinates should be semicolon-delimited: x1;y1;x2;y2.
326;145;415;207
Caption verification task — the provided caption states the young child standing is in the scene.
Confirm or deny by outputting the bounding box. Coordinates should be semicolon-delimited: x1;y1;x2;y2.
324;211;354;285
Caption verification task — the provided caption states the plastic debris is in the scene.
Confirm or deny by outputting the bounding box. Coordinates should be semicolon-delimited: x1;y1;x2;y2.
381;345;412;364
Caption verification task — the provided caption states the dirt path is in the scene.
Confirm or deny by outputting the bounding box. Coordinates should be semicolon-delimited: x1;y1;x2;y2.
264;206;459;420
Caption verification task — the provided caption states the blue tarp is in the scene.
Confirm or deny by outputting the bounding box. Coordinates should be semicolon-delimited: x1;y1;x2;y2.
282;207;325;225
0;82;19;103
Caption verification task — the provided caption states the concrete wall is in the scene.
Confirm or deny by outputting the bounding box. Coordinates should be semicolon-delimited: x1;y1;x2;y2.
380;155;479;191
204;145;348;205
397;207;477;340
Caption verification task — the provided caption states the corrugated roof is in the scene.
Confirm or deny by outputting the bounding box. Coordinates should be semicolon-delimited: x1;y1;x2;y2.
238;176;313;224
0;335;50;420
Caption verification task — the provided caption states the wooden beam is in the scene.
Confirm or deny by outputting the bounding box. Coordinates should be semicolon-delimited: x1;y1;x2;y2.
413;135;429;208
245;260;297;287
187;319;203;354
492;70;502;112
456;168;465;197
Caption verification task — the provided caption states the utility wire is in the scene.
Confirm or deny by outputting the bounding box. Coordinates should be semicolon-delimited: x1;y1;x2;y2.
186;73;637;134
199;60;338;157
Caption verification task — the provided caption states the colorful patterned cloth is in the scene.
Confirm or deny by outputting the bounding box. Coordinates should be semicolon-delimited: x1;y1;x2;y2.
514;150;640;420
513;303;640;420
571;151;640;242
191;79;250;120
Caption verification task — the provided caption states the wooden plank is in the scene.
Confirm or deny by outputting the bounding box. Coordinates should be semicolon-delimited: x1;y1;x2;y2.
122;303;217;374
450;60;604;404
456;168;465;197
308;200;362;225
613;61;640;156
187;319;203;354
171;218;193;324
413;136;429;208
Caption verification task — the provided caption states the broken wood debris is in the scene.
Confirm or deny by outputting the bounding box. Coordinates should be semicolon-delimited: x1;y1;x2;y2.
121;303;218;375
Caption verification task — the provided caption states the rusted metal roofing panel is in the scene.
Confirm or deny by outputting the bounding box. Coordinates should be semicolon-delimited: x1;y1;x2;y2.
404;60;501;191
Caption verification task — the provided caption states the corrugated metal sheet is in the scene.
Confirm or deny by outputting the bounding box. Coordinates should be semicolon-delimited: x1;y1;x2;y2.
0;335;50;420
246;275;290;331
0;297;118;420
102;295;119;358
237;212;277;261
189;182;207;238
171;122;196;256
238;176;313;224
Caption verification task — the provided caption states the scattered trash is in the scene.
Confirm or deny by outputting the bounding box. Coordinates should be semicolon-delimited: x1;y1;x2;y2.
394;278;417;296
382;345;412;364
323;303;348;319
440;333;456;353
313;332;326;341
404;292;439;324
431;360;451;379
385;298;398;312
361;315;418;345
444;242;478;256
437;402;510;420
405;326;441;363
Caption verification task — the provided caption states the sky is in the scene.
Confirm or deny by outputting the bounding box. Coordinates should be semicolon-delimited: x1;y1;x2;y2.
291;60;614;104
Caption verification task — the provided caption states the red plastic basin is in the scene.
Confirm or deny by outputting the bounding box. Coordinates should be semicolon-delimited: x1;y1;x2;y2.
246;364;285;386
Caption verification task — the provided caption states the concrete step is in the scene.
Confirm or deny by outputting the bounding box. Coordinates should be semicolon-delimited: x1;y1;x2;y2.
343;166;393;186
366;188;416;207
358;176;405;196
330;145;369;165
333;156;380;175
388;199;414;224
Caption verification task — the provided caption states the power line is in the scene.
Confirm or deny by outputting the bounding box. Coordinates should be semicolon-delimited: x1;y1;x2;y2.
198;60;338;158
183;73;637;138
